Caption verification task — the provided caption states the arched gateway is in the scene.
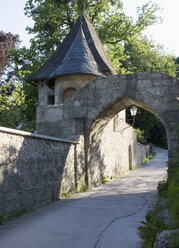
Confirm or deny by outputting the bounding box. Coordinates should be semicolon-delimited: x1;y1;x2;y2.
69;72;179;149
0;12;178;217
36;72;179;188
28;13;179;190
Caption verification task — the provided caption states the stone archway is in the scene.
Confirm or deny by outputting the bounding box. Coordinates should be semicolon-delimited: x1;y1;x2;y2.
68;72;178;159
37;72;179;188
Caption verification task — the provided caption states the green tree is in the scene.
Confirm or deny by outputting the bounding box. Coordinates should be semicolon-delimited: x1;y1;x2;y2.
0;79;25;129
0;31;25;130
127;107;167;148
11;0;124;131
97;3;176;76
175;57;179;79
10;0;177;133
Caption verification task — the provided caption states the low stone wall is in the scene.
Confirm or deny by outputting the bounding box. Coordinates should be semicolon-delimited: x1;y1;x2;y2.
145;144;152;157
0;127;78;217
0;124;147;218
135;142;146;166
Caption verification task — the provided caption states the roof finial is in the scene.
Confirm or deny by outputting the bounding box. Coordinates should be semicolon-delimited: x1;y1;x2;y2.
82;3;85;15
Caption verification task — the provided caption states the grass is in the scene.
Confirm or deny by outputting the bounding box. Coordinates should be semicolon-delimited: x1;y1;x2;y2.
102;176;108;184
61;183;89;199
143;152;156;164
61;191;72;199
81;183;88;192
119;170;126;176
72;184;79;194
0;207;34;225
133;164;140;169
149;152;156;160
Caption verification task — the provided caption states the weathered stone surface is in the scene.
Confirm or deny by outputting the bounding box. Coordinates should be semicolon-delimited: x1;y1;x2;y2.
135;142;146;166
153;229;179;248
0;130;78;217
0;119;146;218
36;72;179;192
37;72;178;163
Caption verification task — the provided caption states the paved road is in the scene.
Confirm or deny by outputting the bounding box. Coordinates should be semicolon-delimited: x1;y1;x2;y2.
0;146;168;248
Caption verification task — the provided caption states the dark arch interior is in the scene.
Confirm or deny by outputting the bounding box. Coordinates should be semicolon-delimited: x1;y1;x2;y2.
90;96;168;150
126;107;168;149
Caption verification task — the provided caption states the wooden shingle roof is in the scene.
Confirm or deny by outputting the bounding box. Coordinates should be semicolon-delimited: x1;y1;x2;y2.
27;14;116;83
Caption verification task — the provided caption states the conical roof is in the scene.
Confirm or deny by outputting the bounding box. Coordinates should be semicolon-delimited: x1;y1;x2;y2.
27;13;116;83
49;26;104;79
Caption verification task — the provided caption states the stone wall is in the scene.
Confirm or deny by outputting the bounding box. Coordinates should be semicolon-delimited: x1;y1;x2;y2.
55;74;97;104
135;142;146;166
52;72;178;162
0;127;78;217
36;74;97;137
87;112;146;186
98;114;136;174
0;124;146;217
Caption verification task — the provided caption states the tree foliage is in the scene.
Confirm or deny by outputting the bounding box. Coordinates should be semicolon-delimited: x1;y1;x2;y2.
0;31;20;74
127;107;168;148
96;3;176;76
13;0;176;80
3;0;178;139
0;31;24;129
175;57;179;79
0;79;25;129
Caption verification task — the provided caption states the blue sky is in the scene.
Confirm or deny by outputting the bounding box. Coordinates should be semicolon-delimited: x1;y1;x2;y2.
123;0;179;56
0;0;178;56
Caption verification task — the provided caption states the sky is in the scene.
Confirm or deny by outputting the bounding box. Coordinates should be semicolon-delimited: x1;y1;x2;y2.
0;0;178;56
122;0;179;56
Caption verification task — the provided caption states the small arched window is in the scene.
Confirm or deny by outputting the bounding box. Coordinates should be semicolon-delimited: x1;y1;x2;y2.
62;87;76;102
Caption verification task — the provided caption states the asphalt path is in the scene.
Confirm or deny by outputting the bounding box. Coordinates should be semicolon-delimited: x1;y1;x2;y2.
0;146;168;248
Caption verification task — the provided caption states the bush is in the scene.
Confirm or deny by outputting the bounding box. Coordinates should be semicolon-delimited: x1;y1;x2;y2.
167;168;179;228
167;160;179;183
158;160;179;228
169;233;179;248
157;178;168;197
140;165;179;247
138;201;168;248
135;128;147;145
157;160;178;198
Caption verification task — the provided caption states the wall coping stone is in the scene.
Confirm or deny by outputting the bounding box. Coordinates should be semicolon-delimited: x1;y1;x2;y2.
0;126;79;144
137;142;146;148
